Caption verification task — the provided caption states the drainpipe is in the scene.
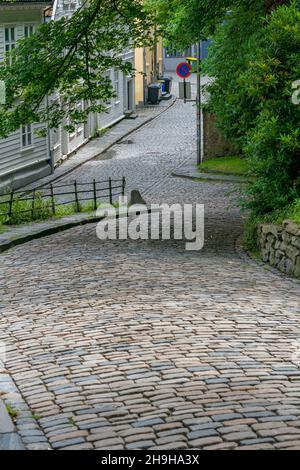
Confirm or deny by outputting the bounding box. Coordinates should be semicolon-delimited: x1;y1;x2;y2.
196;40;202;165
153;26;158;82
43;7;54;174
46;95;54;174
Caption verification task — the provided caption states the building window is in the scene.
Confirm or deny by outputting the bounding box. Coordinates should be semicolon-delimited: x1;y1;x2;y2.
21;125;33;148
24;25;35;38
114;69;120;102
5;27;16;64
165;46;192;58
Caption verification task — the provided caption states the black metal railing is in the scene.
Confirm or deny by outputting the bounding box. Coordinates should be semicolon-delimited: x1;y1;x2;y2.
0;177;126;224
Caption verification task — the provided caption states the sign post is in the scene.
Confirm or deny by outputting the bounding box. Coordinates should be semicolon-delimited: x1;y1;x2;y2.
176;62;192;103
196;41;202;165
176;56;202;164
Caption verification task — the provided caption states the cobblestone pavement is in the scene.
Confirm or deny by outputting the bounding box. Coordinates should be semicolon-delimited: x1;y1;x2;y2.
56;77;200;200
1;91;300;450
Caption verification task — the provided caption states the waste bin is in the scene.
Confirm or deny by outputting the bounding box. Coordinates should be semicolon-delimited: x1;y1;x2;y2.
158;76;173;94
158;80;166;93
148;83;161;105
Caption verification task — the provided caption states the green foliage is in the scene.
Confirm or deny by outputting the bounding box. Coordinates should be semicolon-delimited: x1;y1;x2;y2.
5;404;20;421
0;192;52;225
242;3;300;214
150;0;300;216
244;214;262;251
244;197;300;250
204;1;300;215
0;0;154;137
145;0;236;48
145;1;293;48
0;192;120;226
284;198;300;223
203;2;265;146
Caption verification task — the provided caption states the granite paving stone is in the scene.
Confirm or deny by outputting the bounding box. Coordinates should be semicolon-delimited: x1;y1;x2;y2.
1;77;300;450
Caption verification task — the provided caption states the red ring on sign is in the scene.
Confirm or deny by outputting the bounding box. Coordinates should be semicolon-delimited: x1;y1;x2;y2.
176;62;192;79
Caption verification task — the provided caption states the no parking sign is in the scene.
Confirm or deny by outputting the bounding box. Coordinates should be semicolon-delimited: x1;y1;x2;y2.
176;62;192;79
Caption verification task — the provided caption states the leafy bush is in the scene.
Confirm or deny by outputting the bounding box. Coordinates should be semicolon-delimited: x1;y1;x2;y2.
204;1;300;215
244;197;300;250
285;198;300;223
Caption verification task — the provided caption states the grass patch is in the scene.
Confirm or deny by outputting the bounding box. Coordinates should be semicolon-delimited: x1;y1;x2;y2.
0;193;53;225
6;404;20;421
199;155;251;175
30;413;41;421
0;192;118;228
284;199;300;225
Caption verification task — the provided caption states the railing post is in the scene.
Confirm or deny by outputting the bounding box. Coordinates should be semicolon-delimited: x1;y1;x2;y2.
50;184;56;215
93;179;97;210
8;191;14;220
32;189;36;219
74;180;80;212
109;177;113;205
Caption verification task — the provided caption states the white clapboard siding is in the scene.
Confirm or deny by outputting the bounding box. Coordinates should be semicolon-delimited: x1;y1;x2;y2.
0;124;48;178
0;1;136;185
98;67;125;130
52;0;83;20
52;1;134;135
0;16;49;188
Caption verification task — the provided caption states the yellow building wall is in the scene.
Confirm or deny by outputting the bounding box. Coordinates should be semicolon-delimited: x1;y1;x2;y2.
135;38;164;106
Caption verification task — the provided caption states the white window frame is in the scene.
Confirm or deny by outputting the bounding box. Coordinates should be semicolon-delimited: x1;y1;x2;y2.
114;69;120;104
4;26;16;64
24;24;35;39
20;124;34;150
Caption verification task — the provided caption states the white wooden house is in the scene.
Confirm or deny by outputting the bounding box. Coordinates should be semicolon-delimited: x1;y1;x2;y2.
0;0;52;192
50;0;135;165
0;0;135;192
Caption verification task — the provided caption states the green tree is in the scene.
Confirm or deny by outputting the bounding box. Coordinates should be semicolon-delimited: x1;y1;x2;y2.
0;0;154;138
149;0;300;215
145;0;291;48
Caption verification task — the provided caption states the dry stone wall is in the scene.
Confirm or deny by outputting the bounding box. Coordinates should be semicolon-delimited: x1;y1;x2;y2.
257;220;300;278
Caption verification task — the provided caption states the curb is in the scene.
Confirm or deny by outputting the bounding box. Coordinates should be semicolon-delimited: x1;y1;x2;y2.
0;398;25;450
0;366;49;450
172;171;252;184
0;215;104;254
0;362;28;450
0;205;158;256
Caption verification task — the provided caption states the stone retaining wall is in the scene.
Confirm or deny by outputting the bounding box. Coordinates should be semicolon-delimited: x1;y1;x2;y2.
257;220;300;278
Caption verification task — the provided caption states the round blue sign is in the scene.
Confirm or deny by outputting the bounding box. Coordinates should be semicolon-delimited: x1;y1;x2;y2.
176;62;192;79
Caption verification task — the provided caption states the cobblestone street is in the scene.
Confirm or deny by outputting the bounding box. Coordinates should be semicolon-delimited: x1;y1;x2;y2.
57;87;196;199
1;91;300;450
